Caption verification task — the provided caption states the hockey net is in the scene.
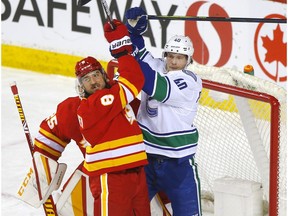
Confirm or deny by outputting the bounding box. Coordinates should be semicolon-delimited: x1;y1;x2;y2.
107;60;287;216
188;62;287;216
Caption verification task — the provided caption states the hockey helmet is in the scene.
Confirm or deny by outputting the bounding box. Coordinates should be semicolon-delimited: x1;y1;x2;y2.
75;56;104;79
162;35;194;66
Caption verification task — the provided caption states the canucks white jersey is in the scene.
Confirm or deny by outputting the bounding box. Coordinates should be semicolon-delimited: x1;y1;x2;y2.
137;51;202;158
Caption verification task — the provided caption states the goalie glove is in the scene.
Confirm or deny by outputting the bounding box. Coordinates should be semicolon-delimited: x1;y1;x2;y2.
16;152;67;208
104;19;133;59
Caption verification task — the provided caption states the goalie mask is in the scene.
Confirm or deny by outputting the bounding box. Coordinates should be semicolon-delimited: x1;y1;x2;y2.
162;35;194;68
75;56;110;98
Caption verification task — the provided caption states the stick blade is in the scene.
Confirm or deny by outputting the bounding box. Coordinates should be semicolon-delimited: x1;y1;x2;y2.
78;0;91;6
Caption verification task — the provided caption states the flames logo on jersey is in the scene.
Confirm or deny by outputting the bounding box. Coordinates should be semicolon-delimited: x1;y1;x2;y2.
124;104;136;124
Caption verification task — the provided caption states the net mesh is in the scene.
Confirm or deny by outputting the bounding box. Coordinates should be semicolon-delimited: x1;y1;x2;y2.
188;62;287;215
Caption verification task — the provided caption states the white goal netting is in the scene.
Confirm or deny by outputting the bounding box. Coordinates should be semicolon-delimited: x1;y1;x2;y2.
188;62;287;216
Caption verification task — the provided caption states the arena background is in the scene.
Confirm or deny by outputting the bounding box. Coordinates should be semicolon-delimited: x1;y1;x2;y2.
2;0;287;88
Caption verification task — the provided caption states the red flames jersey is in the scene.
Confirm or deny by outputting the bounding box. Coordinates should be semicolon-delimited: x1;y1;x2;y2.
77;55;148;176
34;96;86;160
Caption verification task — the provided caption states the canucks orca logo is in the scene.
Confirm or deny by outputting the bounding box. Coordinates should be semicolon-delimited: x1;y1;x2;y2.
146;97;158;117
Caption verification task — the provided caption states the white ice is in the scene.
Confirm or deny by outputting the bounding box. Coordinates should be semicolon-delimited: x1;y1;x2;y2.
1;66;213;216
2;67;84;215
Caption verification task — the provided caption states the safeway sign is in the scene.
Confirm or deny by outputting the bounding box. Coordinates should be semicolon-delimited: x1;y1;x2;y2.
182;1;286;88
2;0;286;88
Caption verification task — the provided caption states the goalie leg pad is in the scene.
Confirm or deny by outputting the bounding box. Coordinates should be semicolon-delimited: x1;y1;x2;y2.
17;152;67;208
57;169;94;216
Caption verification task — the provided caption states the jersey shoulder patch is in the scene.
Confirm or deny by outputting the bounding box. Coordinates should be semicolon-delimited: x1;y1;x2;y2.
182;69;198;82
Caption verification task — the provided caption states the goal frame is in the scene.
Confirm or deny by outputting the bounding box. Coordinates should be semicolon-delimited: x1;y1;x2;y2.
202;79;280;216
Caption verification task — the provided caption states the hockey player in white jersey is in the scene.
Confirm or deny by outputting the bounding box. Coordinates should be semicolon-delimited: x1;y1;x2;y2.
125;7;202;216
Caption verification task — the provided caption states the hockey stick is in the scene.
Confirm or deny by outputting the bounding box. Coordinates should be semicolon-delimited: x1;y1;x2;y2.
10;82;58;216
78;0;116;29
147;15;286;24
78;0;286;24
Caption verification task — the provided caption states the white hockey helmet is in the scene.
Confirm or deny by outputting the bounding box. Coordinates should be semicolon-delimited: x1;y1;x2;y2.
162;35;194;67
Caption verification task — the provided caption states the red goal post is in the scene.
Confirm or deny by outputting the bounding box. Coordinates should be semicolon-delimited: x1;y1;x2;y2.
189;62;286;216
106;59;287;216
200;79;280;216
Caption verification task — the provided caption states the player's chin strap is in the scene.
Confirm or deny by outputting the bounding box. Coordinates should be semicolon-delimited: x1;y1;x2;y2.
17;152;67;208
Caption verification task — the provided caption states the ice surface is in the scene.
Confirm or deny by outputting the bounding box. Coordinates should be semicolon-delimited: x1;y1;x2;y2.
2;67;83;215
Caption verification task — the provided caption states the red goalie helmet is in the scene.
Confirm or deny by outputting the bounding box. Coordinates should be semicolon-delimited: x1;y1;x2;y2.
75;56;104;78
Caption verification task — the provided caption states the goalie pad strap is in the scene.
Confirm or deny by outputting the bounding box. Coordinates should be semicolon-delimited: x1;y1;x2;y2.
57;169;94;215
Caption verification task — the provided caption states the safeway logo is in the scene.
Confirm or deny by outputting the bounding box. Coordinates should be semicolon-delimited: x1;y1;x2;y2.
254;14;287;82
185;1;233;67
183;1;286;84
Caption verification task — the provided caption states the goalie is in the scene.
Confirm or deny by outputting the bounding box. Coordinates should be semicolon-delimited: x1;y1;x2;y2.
17;20;151;216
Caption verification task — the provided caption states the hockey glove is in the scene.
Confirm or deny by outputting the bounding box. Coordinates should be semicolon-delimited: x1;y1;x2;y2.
125;7;148;35
130;34;145;52
104;19;133;59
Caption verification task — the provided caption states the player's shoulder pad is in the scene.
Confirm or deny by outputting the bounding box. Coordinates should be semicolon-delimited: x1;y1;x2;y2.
182;69;199;82
57;96;81;113
59;96;81;107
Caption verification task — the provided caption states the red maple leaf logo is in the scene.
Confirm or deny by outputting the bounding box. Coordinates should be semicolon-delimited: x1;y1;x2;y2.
261;25;287;81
